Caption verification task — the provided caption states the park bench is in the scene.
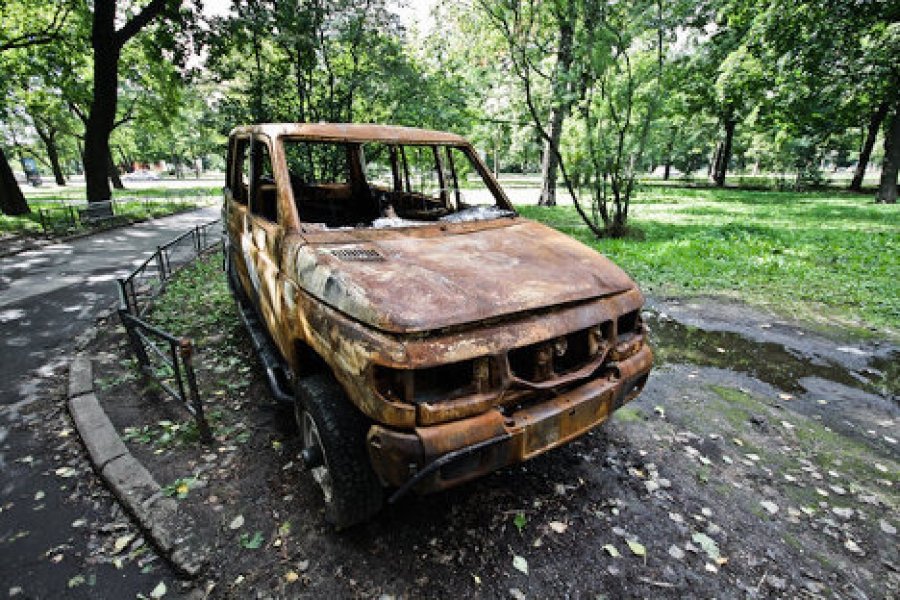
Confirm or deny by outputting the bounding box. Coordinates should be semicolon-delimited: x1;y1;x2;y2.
77;200;119;227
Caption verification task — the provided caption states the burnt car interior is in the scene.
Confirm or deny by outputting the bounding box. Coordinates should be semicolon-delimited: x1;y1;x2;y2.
283;140;513;228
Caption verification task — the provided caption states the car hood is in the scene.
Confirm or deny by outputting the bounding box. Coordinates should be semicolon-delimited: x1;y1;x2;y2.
293;219;637;334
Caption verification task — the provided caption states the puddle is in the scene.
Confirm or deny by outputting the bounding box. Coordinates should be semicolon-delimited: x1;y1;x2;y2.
645;311;899;398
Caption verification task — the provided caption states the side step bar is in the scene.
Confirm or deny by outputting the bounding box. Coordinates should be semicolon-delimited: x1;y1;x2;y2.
228;272;294;405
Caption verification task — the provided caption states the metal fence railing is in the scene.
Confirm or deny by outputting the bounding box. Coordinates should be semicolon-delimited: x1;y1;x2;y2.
36;193;218;234
116;218;223;443
118;219;222;317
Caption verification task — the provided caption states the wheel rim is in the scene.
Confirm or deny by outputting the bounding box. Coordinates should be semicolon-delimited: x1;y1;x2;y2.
299;409;333;503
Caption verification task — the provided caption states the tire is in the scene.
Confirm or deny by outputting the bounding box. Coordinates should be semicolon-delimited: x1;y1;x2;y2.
294;372;383;529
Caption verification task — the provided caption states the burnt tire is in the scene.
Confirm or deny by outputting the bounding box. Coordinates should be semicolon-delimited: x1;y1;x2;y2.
294;372;383;529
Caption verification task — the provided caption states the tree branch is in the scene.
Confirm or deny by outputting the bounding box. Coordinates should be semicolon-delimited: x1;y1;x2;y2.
115;0;171;47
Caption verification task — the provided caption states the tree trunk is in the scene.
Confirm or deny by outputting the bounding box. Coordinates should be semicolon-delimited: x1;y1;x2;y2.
713;119;736;187
84;1;120;202
47;140;66;185
107;152;124;189
32;121;66;185
539;107;566;206
876;106;899;204
538;17;575;207
708;143;720;180
851;100;888;191
0;147;30;215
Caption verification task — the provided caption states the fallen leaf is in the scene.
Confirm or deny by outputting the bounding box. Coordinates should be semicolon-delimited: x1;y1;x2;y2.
844;539;864;555
240;532;264;549
67;575;85;589
509;588;526;600
626;540;646;557
34;491;45;501
603;544;620;558
149;581;167;598
548;521;567;534
778;393;793;401
285;571;299;583
229;515;244;530
513;513;526;533
760;501;779;515
512;555;528;575
691;532;720;561
113;534;135;554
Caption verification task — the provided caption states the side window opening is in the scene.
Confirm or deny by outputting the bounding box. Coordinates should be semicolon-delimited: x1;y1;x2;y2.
285;140;376;228
250;137;278;222
232;138;250;204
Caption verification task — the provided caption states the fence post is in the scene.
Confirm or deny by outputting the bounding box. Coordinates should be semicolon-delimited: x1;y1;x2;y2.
179;339;213;443
119;310;150;366
155;245;166;283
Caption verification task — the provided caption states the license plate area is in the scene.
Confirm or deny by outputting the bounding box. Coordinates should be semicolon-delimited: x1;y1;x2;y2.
521;388;614;458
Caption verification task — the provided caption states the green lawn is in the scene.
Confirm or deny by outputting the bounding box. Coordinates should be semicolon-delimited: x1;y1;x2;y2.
519;186;899;337
1;193;216;236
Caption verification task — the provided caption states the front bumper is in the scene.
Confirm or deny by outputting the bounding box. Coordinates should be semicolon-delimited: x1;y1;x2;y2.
367;343;652;499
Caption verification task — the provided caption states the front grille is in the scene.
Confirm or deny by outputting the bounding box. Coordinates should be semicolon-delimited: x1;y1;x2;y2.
509;323;611;383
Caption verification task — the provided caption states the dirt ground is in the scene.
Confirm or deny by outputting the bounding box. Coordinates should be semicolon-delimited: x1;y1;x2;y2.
55;287;900;598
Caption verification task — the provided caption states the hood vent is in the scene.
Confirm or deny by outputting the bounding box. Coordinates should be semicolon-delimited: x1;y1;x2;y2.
326;247;386;262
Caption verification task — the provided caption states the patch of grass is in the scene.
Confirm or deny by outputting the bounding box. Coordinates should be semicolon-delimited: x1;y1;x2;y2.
519;186;899;334
611;405;645;423
151;254;234;335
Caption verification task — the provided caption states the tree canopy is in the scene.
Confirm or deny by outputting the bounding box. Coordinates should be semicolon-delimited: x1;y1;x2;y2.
1;0;898;219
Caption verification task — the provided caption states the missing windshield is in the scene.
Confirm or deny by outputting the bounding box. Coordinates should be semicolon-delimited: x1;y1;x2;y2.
284;140;514;229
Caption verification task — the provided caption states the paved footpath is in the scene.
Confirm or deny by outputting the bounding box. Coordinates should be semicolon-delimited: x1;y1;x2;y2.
0;207;218;598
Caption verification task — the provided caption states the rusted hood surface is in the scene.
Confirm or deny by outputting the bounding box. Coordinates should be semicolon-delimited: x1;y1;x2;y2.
293;219;637;333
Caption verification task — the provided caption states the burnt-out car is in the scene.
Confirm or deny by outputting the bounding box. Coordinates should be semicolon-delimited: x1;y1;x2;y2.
224;123;652;528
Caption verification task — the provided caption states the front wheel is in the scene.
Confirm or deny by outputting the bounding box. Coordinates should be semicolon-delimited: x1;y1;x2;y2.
294;373;383;529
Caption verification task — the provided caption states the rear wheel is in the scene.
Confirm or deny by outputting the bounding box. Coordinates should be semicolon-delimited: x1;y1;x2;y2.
294;372;383;529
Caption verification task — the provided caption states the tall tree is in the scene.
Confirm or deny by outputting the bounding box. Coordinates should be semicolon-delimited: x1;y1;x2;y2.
538;2;577;206
0;0;73;215
877;99;899;204
83;0;177;203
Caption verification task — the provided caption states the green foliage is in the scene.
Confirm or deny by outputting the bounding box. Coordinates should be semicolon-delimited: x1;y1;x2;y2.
520;187;900;332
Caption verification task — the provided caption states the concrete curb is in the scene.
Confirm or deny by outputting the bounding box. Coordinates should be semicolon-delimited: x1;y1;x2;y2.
67;355;209;578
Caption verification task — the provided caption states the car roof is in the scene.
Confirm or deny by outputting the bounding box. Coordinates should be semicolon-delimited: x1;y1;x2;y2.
229;123;470;145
